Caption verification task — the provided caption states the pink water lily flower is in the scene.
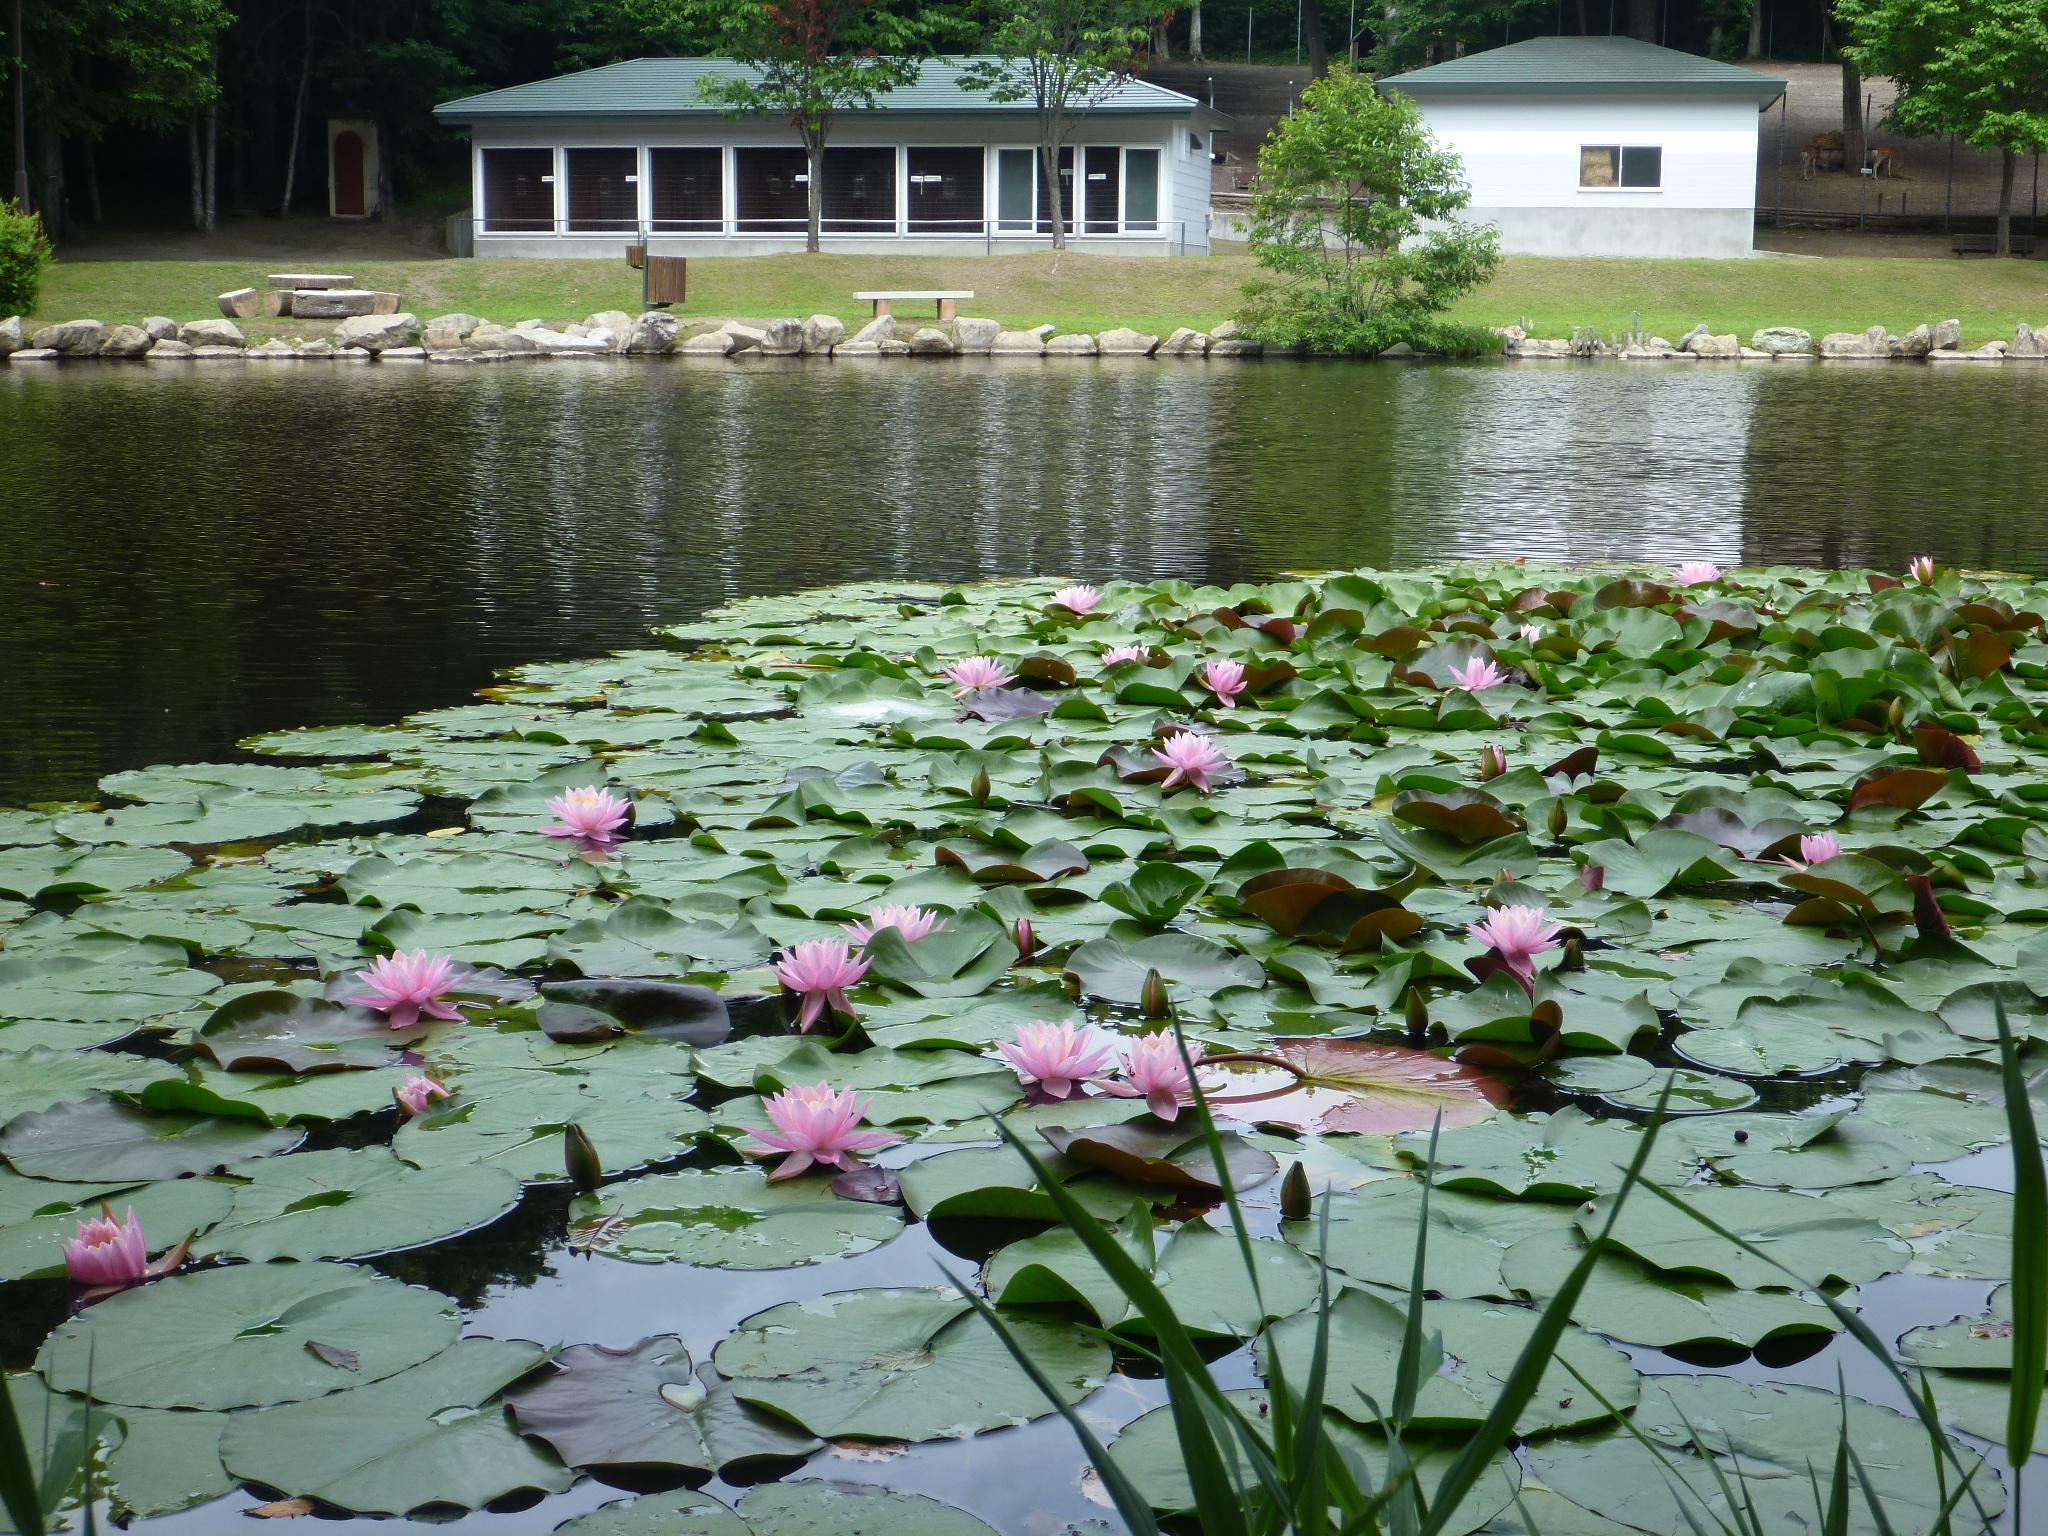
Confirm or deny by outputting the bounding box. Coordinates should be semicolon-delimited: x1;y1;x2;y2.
942;656;1016;696
1448;657;1508;692
64;1207;149;1290
1776;831;1842;870
351;950;465;1029
1672;561;1722;587
743;1082;900;1180
997;1020;1115;1099
1201;658;1248;707
1050;584;1101;615
1153;731;1231;795
394;1075;450;1116
1909;555;1936;584
1101;644;1148;667
844;904;946;944
1467;904;1563;984
1477;745;1508;781
542;785;632;853
1518;623;1544;645
1100;1032;1207;1122
773;938;871;1032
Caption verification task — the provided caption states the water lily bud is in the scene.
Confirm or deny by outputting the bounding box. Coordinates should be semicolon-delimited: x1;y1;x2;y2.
1548;799;1568;840
1578;863;1605;892
1560;935;1584;971
563;1122;602;1193
1013;916;1036;962
970;766;991;804
1477;745;1507;782
1280;1161;1312;1221
1888;697;1906;738
1139;967;1170;1019
1404;989;1428;1037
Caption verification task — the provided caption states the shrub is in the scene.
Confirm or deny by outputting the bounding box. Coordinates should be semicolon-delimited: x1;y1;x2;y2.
0;200;54;317
1238;65;1502;357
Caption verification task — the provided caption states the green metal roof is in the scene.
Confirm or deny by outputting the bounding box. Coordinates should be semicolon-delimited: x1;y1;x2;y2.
434;56;1201;123
1380;37;1785;102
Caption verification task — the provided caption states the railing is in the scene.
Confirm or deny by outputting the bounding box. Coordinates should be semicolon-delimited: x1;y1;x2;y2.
463;215;1204;253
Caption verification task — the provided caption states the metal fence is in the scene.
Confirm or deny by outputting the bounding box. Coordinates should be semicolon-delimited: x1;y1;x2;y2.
451;215;1205;255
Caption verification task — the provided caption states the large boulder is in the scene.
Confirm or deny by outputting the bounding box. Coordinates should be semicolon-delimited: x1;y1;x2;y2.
2011;323;2048;359
32;319;107;356
1096;327;1161;356
992;325;1053;354
1208;337;1265;357
1820;326;1890;359
427;313;484;340
247;338;300;360
757;318;803;355
299;339;336;359
141;316;179;342
144;338;194;360
0;314;24;356
1749;326;1812;355
1932;318;1962;351
514;321;609;355
679;330;736;355
333;312;422;353
584;310;633;339
1209;319;1244;341
723;322;767;354
1681;331;1739;357
951;317;1000;355
1890;323;1935;358
908;326;956;356
626;312;680;355
846;314;894;347
1043;332;1098;356
291;289;398;320
98;324;154;359
467;322;537;354
1156;327;1210;356
801;314;846;354
218;287;262;320
179;318;246;349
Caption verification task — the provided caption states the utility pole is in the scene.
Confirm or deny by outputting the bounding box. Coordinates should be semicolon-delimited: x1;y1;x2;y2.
11;0;29;210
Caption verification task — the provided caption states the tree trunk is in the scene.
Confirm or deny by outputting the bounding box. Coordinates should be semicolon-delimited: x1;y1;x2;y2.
1998;146;2016;256
1625;0;1657;40
204;103;218;232
805;135;823;253
1154;19;1171;59
79;139;102;223
188;116;204;230
281;0;312;217
1840;55;1863;174
10;0;28;210
37;122;62;240
1747;0;1765;57
1190;3;1204;60
1042;138;1065;251
1304;0;1329;75
1576;0;1591;34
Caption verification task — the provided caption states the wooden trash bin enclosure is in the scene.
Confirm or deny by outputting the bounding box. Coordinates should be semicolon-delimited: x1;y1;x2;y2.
625;246;688;308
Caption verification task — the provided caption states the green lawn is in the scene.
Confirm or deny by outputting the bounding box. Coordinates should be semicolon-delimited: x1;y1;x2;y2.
21;247;2048;349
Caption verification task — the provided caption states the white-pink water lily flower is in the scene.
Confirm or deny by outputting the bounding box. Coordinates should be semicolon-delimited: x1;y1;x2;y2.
1518;623;1544;645
1202;658;1248;707
843;904;947;945
1672;561;1722;587
1153;731;1231;795
1099;1032;1206;1121
351;950;465;1029
1775;831;1842;870
1448;657;1508;692
772;938;871;1032
1050;584;1101;615
1100;644;1148;667
1478;745;1508;781
394;1075;450;1116
541;785;632;853
63;1207;148;1290
1909;555;1936;584
1467;904;1563;983
997;1020;1115;1099
743;1082;900;1180
941;656;1016;696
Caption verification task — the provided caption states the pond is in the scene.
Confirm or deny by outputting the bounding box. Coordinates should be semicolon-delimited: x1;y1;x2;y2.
4;359;2048;807
3;366;2047;1536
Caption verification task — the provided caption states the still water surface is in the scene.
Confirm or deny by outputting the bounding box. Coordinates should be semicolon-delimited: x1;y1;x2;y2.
4;357;2047;805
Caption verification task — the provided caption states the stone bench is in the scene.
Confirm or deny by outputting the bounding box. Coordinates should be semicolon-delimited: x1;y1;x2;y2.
290;290;402;319
854;290;975;322
267;273;356;289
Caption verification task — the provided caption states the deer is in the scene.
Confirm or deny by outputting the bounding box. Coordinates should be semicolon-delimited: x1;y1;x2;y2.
1866;146;1902;177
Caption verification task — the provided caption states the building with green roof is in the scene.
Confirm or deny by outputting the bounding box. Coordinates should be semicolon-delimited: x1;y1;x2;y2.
433;57;1221;258
1380;37;1786;258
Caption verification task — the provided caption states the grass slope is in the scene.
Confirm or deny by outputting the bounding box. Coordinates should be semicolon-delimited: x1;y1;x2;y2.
21;248;2048;349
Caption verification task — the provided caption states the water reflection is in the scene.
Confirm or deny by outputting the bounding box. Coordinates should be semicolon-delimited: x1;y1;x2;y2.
3;360;2045;804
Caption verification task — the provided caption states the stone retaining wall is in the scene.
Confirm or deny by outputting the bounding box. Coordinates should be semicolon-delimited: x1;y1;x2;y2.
5;310;2044;365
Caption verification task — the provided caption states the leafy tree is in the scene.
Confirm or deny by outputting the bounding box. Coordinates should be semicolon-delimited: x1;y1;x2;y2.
1239;64;1501;355
961;0;1162;251
1837;0;2048;254
693;0;933;252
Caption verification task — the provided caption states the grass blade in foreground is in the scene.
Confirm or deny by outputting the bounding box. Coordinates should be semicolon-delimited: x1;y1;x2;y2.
1994;1000;2047;1467
0;1379;46;1536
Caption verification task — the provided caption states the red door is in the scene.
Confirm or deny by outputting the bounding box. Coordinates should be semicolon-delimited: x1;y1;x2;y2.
333;131;365;216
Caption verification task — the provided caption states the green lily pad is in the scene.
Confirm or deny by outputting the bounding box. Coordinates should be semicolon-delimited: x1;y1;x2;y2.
195;1146;523;1262
0;1098;302;1183
195;991;424;1073
567;1165;903;1267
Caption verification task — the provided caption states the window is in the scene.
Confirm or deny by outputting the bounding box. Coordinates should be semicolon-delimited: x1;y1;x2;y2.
997;149;1035;230
822;145;896;233
1082;145;1121;234
649;148;722;231
1125;148;1160;231
908;146;984;234
565;147;638;232
735;147;809;232
1580;145;1663;190
1035;146;1076;233
481;147;554;233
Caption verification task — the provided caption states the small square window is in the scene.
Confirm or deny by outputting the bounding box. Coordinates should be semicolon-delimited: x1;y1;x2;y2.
1619;146;1662;187
1581;145;1662;190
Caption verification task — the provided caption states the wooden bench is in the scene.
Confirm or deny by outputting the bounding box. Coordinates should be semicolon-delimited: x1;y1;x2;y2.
855;289;974;322
1953;231;2038;258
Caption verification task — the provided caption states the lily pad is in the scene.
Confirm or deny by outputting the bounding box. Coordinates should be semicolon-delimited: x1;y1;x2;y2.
566;1166;903;1267
196;1146;523;1262
0;1098;301;1183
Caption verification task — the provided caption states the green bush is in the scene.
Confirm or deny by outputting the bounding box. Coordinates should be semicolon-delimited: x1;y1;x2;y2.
0;201;54;317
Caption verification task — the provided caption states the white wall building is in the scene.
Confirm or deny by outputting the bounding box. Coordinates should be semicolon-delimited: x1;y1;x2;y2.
434;57;1221;258
1381;38;1785;258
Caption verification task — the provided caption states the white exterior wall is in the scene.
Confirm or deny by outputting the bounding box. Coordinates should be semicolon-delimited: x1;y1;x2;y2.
1413;93;1766;257
465;112;1210;257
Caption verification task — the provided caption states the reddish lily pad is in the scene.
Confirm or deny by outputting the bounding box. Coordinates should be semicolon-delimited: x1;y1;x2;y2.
1390;790;1526;846
1844;766;1950;814
1039;1122;1277;1197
